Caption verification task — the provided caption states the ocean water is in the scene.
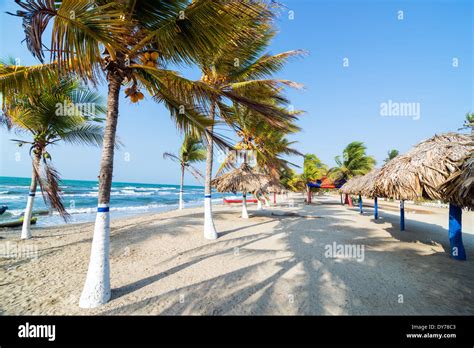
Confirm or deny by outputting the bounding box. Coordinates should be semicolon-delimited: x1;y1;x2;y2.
0;176;238;227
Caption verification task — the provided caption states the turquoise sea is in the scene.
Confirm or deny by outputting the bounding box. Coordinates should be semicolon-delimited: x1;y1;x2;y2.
0;176;236;227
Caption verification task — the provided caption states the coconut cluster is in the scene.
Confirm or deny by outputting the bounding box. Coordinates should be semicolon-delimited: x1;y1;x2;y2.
234;141;253;150
201;75;226;84
141;52;159;67
125;86;144;103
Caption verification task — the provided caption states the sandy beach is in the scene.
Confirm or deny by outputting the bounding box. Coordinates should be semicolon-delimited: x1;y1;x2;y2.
1;194;473;315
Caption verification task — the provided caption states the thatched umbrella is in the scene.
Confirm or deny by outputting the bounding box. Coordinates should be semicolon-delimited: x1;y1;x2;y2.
339;169;380;216
439;150;474;210
260;179;285;206
339;176;360;207
340;176;363;195
374;133;473;260
211;163;271;218
374;133;472;201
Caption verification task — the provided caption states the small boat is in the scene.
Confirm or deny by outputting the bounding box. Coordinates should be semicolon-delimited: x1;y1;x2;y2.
0;205;7;215
0;217;37;228
21;209;50;217
224;198;258;204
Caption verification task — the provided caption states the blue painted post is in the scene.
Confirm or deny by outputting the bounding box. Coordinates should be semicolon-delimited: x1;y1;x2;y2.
400;200;405;231
374;197;378;220
358;194;363;214
449;203;466;260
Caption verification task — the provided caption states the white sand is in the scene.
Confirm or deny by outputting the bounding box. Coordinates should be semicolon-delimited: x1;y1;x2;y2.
1;194;473;315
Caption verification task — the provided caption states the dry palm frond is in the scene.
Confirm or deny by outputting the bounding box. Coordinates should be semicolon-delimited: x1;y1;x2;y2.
374;133;473;202
439;150;474;209
33;157;70;221
211;163;271;194
359;168;381;197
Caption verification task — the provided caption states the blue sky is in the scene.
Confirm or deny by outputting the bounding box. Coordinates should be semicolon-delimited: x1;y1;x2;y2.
0;0;472;185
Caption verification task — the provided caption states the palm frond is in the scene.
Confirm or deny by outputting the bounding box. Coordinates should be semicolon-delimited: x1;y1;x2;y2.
33;156;70;220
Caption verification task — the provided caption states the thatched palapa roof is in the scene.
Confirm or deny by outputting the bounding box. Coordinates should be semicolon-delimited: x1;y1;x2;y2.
339;169;380;197
260;179;285;194
374;133;473;202
211;163;271;194
439;150;474;209
340;176;364;195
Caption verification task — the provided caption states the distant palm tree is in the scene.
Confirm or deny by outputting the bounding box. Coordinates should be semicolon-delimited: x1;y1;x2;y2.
330;141;376;180
460;112;474;136
384;149;399;163
1;78;105;239
163;136;206;210
197;20;305;238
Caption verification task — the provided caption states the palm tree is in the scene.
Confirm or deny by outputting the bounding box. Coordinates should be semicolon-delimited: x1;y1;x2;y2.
460;112;474;136
3;0;277;308
384;149;399;163
197;20;305;238
329;141;376;205
1;77;105;239
301;154;328;203
163;135;206;210
329;142;376;181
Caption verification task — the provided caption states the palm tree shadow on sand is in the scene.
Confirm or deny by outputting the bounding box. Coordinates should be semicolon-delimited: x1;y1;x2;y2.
98;201;474;315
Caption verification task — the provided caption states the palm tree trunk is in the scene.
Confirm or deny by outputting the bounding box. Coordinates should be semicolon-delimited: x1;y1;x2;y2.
179;163;185;210
203;101;218;239
241;192;249;219
80;74;122;308
21;153;40;239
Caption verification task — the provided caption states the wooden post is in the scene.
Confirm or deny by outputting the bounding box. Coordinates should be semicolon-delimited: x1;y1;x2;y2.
374;197;378;220
449;203;466;260
400;200;405;231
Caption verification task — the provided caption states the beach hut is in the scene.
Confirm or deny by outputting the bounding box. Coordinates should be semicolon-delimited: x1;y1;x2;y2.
374;133;473;260
211;163;270;218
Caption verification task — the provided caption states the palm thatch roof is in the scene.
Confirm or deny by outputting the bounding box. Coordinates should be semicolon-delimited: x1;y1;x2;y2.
340;176;364;195
374;133;473;201
339;169;380;197
439;150;474;209
359;169;381;197
260;179;285;194
211;163;271;194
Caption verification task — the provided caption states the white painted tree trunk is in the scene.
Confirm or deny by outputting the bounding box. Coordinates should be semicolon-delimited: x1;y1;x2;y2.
257;198;263;210
21;155;40;240
179;164;184;210
203;101;218;240
79;74;121;308
242;193;249;219
79;204;111;308
21;193;35;240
